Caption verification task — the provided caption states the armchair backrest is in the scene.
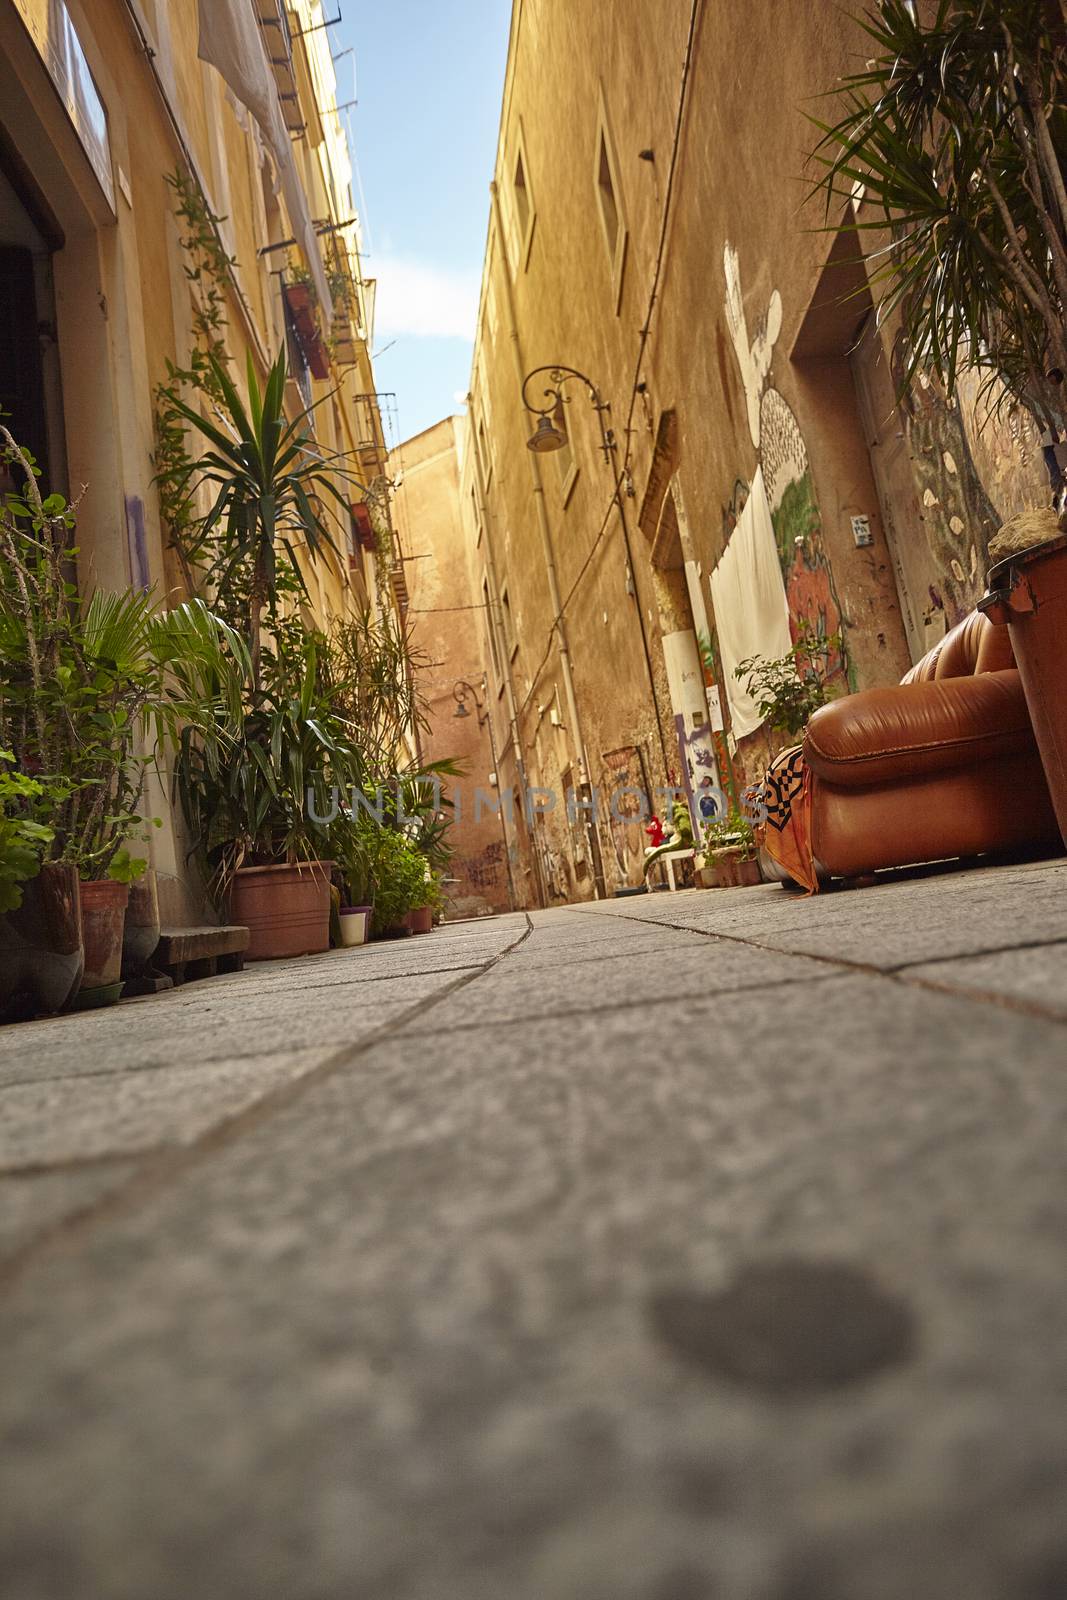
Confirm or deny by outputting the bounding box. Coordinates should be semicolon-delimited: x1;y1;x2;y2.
902;610;1014;685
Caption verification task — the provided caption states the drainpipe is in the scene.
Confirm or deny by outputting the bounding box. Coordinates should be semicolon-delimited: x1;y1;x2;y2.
469;432;548;909
488;179;607;899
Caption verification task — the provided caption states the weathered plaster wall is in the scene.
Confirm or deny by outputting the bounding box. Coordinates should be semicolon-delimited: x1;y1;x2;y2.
467;0;1046;885
392;419;514;918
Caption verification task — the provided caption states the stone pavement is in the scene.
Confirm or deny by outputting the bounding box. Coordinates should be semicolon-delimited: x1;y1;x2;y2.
2;856;1067;1600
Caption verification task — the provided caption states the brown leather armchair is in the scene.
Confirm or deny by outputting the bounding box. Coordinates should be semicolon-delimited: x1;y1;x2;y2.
800;611;1061;879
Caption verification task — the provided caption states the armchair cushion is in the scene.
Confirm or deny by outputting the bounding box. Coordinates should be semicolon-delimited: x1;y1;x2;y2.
804;669;1034;790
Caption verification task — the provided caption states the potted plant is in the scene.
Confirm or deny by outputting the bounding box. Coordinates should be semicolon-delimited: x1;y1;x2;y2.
360;827;428;939
1;429;236;1008
161;348;370;958
701;809;762;889
329;814;374;948
0;754;82;1021
733;624;842;741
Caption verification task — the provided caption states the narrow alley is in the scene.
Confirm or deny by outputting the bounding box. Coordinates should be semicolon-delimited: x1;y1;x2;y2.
3;858;1067;1600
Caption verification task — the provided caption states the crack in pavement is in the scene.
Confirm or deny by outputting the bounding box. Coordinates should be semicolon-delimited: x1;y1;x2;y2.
565;903;1067;1025
0;916;533;1288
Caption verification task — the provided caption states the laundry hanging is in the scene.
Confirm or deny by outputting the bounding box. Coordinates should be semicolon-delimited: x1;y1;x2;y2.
197;0;330;310
708;466;794;739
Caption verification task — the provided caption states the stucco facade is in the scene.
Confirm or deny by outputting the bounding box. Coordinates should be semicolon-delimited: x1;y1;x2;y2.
391;417;514;919
460;0;1049;906
0;0;396;921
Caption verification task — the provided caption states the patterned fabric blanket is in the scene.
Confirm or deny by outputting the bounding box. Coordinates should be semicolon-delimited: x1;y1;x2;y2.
752;745;819;895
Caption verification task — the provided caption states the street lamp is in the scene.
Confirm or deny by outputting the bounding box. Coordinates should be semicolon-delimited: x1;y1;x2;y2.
451;677;516;910
519;363;671;778
521;365;618;468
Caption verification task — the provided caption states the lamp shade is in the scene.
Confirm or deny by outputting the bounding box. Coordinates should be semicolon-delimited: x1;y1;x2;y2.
527;415;567;453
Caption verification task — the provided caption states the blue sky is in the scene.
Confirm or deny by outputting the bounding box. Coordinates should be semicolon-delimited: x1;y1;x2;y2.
332;2;511;445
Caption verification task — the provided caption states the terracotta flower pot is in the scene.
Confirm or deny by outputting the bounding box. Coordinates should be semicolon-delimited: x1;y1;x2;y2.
981;534;1067;847
79;879;130;993
408;905;433;935
0;862;83;1022
122;868;161;978
230;861;332;962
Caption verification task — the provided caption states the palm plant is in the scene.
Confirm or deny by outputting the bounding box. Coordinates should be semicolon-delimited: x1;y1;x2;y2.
156;347;364;686
808;0;1067;465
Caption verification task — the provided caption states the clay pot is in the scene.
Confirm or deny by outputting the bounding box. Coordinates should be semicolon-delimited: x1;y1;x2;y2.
338;906;371;947
981;534;1067;847
408;905;433;935
0;862;83;1022
707;852;762;889
230;861;332;962
79;879;130;993
122;868;161;978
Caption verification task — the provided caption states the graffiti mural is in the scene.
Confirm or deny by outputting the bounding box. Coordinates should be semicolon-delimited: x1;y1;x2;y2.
601;744;652;887
891;347;1002;621
721;243;851;694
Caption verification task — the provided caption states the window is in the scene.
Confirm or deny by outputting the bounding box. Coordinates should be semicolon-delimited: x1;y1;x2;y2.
477;414;493;492
500;583;519;661
553;398;578;506
483;575;503;682
593;93;628;311
507;123;536;274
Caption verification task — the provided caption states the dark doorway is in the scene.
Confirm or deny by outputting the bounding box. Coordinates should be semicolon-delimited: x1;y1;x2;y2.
0;244;49;481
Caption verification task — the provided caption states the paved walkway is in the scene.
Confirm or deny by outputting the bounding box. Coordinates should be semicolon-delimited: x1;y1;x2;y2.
2;857;1067;1599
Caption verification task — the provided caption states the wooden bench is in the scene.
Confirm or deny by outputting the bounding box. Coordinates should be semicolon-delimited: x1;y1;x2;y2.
155;926;250;987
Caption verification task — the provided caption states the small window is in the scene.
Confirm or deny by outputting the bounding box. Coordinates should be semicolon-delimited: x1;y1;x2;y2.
597;135;618;258
477;414;493;492
483;575;503;681
593;93;628;312
514;150;530;242
553;398;578;506
507;123;536;274
501;583;519;661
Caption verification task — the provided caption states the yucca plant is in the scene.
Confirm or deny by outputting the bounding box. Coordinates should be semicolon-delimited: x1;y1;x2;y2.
156;347;364;688
809;0;1067;478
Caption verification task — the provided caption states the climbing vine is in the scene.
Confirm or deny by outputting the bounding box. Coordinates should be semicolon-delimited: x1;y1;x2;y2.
152;169;236;590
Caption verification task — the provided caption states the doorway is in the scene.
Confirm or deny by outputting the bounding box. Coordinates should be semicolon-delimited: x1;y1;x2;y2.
0;156;65;490
849;313;937;661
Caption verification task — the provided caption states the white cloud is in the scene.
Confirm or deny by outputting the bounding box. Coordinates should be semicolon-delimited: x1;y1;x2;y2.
373;257;480;341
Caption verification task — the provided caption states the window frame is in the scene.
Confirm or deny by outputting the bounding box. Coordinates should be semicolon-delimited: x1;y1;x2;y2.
593;90;628;313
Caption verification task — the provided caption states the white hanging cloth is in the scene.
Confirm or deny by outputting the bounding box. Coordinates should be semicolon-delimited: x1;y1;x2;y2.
708;466;794;739
197;0;330;310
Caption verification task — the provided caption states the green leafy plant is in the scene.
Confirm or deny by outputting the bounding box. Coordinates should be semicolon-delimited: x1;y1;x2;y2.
176;623;363;897
362;827;429;933
1;427;242;881
153;170;236;589
0;752;55;912
155;347;363;689
704;808;757;864
734;624;841;738
808;0;1067;456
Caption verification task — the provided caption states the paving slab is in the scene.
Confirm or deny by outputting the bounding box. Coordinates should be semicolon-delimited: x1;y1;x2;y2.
0;1162;136;1260
2;875;1066;1599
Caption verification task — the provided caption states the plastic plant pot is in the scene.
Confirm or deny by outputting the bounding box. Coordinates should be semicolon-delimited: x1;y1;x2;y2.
979;533;1067;848
338;906;371;947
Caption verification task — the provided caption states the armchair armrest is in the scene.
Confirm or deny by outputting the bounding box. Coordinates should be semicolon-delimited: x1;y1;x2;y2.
804;669;1034;789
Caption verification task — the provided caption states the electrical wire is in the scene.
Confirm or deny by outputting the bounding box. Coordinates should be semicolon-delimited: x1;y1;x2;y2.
622;0;702;470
